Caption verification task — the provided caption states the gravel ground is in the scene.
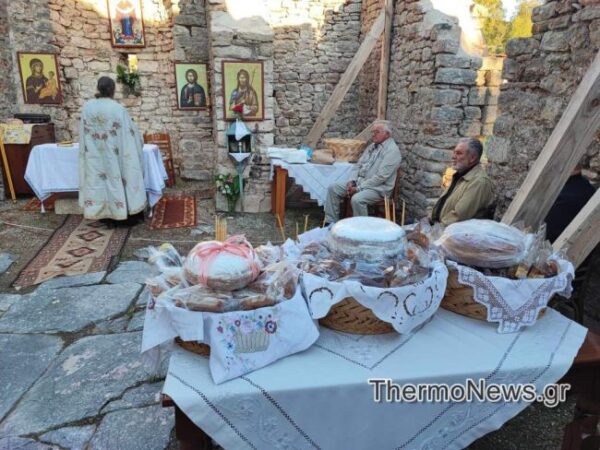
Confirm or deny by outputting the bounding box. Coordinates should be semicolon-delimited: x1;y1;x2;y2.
0;182;597;449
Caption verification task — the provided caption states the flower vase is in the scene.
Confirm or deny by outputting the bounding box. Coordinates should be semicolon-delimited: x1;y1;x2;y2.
227;197;237;213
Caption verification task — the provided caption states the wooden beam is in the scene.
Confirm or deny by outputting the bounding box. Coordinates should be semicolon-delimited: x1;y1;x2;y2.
377;0;394;119
354;121;374;141
553;188;600;268
304;10;386;149
502;49;600;228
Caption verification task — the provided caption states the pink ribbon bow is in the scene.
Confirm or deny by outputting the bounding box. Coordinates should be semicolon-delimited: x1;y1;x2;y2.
190;235;260;286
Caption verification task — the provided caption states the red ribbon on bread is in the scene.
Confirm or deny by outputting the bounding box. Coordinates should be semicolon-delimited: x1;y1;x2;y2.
190;235;261;286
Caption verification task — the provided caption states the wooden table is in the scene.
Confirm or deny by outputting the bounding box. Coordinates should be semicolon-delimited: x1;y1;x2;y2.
163;330;600;450
271;165;288;224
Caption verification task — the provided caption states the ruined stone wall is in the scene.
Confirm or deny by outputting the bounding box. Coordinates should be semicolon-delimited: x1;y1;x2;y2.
6;0;65;129
488;0;600;215
2;0;212;181
172;0;214;181
386;0;485;219
0;0;15;122
271;0;363;147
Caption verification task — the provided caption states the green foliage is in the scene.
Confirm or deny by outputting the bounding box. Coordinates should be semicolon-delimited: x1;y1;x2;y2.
215;173;242;201
508;0;540;40
116;64;141;96
474;0;541;55
474;0;510;54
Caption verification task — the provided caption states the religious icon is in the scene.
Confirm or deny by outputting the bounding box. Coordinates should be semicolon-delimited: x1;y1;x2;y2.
174;63;209;110
17;52;63;105
222;60;264;121
107;0;146;48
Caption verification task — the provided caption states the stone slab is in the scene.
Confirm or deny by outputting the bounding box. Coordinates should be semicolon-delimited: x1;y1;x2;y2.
40;425;96;450
106;261;155;285
0;252;15;274
37;272;106;292
0;283;141;333
0;436;59;450
0;334;63;421
89;405;173;450
0;294;20;314
0;332;151;436
126;310;145;332
101;382;163;414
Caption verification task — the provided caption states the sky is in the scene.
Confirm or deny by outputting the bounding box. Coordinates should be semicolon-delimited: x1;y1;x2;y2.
502;0;520;18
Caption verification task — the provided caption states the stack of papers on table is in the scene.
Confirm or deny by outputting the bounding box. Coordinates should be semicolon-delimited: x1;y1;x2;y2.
266;147;308;163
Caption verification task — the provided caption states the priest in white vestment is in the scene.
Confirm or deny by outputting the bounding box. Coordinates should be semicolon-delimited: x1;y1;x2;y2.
79;76;146;224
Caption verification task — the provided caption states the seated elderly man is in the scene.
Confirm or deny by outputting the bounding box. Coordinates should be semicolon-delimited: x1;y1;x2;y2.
430;137;495;226
323;120;402;224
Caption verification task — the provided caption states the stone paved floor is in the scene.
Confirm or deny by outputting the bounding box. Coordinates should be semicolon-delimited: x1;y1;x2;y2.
0;191;598;449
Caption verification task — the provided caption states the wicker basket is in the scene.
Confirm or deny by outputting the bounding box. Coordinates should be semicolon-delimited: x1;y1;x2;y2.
323;139;367;162
319;297;394;335
174;337;211;357
441;269;545;321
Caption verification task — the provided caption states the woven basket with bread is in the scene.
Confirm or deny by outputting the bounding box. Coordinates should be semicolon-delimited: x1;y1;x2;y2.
436;220;571;325
323;138;367;162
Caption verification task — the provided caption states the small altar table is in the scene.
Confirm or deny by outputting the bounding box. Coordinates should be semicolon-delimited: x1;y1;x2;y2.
270;160;355;223
24;143;168;209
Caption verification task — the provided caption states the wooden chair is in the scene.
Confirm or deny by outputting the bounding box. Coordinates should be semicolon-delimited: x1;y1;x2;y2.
144;132;176;187
342;168;402;220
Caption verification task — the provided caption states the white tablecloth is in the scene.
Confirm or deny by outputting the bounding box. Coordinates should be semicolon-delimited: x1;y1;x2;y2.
270;160;355;206
163;309;586;450
24;143;168;208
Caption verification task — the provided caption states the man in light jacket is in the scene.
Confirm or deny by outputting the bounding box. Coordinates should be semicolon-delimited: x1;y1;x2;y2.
324;120;402;224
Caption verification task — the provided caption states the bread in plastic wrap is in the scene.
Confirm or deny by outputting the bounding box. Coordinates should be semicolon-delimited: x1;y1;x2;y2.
435;219;534;269
184;236;261;290
327;217;407;263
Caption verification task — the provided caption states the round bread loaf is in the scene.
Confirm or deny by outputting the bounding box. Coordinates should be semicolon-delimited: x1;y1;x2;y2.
327;217;407;263
436;219;531;269
184;239;260;290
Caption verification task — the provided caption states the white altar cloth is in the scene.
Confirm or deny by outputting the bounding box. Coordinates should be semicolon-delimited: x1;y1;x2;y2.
163;308;586;450
24;143;168;208
270;160;355;206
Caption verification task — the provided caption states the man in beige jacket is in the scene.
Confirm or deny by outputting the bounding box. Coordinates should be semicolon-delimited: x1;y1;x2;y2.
324;120;402;224
431;138;495;225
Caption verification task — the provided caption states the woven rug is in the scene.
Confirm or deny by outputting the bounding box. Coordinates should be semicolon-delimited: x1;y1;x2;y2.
13;215;129;288
22;194;61;211
150;194;197;229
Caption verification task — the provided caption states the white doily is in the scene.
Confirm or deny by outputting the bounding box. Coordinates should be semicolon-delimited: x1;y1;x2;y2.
301;261;448;335
446;258;574;333
142;288;319;384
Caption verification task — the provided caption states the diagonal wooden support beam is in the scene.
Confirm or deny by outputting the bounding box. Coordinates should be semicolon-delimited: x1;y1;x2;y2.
502;49;600;228
553;188;600;268
377;0;394;119
304;10;386;149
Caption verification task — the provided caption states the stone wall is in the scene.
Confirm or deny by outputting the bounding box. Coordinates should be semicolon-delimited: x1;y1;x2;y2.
271;0;363;147
6;0;66;130
172;0;214;181
0;0;15;122
488;0;600;215
386;0;486;220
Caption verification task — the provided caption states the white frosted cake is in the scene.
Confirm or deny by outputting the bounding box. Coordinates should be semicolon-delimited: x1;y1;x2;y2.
327;217;407;263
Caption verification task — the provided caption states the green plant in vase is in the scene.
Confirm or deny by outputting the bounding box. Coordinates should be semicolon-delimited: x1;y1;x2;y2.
116;64;141;97
215;173;244;212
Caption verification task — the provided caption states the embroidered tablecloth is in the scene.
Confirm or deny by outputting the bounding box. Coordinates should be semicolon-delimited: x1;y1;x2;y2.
24;143;168;207
270;160;355;206
163;308;586;450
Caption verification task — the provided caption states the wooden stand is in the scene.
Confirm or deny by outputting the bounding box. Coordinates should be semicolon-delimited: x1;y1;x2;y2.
0;123;55;198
